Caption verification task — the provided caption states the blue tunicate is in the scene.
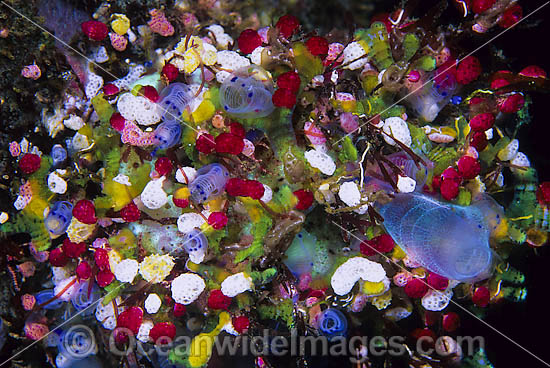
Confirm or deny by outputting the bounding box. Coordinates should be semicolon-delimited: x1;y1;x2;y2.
158;82;194;120
57;325;97;364
284;231;316;276
44;201;73;236
183;229;208;254
189;163;229;203
407;72;459;122
377;192;500;281
51;144;67;167
35;289;65;310
319;308;348;340
220;75;274;118
153;120;182;151
71;281;101;314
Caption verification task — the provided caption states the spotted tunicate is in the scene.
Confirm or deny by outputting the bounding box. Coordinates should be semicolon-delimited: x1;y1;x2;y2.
189;163;229;203
220;74;274;118
157;82;194;120
45;201;73;236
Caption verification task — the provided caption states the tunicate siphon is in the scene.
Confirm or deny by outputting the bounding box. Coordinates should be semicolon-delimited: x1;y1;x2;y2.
183;228;208;264
189;163;229;203
153;119;181;151
57;324;97;366
45;201;73;236
51;144;67;166
377;192;502;281
318;308;348;340
220;67;275;118
157;82;194;120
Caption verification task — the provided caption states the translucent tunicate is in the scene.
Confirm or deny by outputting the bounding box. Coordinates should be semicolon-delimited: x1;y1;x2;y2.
220;67;275;118
318;308;348;340
71;281;101;314
377;192;500;281
182;229;208;263
157;82;194;120
35;289;65;310
51;144;67;167
153;120;182;151
406;72;458;122
189;163;229;203
57;325;97;364
284;230;333;278
45;201;73;236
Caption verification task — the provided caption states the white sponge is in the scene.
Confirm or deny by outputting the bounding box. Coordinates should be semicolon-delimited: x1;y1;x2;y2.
331;257;386;296
338;181;361;207
305;149;336;175
114;259;139;283
141;177;168;210
382;117;412;147
421;289;453;311
171;273;206;305
221;272;253;297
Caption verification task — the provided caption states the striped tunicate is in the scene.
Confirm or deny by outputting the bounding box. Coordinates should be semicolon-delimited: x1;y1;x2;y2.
183;229;208;264
45;201;73;236
220;74;274;118
319;308;348;340
157;82;194;120
189;163;229;203
51;144;67;167
153;120;181;151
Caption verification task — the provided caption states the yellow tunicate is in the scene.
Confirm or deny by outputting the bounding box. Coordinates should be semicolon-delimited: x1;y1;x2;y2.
108;249;122;271
176;36;203;54
174;187;190;200
183;49;200;74
139;254;175;283
205;197;224;212
66;218;96;243
111;14;130;35
492;218;509;240
188;312;230;368
363;281;386;295
392;245;406;260
183;100;216;123
371;290;392;310
201;49;217;65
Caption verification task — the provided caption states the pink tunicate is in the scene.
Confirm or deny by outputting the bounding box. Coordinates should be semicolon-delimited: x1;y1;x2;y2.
109;32;128;51
339;112;359;133
17;261;36;278
24;322;49;340
21;294;36;311
121;121;156;146
9;141;21;157
393;272;413;287
304;121;327;145
181;12;199;29
298;273;312;291
148;9;174;37
21;63;41;80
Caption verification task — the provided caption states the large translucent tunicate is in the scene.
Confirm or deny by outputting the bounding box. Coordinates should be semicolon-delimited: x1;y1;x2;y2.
318;308;348;340
56;325;97;367
183;228;208;264
153;120;182;151
45;201;73;236
189;163;229;203
220;67;275;118
377;192;500;281
157;82;194;120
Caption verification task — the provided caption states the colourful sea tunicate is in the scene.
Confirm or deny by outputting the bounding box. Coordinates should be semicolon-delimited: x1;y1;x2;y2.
157;82;195;120
44;201;73;236
189;163;229;203
220;73;275;118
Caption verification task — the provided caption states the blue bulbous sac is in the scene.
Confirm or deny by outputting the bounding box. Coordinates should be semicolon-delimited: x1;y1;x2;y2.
51;144;67;167
183;229;208;253
319;308;348;340
57;325;97;363
220;75;275;119
377;192;500;282
406;72;459;123
71;281;101;314
158;82;194;120
45;201;73;236
35;289;65;310
189;163;230;203
153;120;182;150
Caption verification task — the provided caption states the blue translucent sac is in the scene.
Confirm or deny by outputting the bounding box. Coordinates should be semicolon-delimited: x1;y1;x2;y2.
51;144;67;167
158;83;194;120
407;73;458;122
45;201;73;236
57;325;97;363
71;281;101;313
284;231;316;275
377;192;501;281
189;163;229;203
319;309;348;340
220;75;274;118
154;120;182;150
35;289;65;310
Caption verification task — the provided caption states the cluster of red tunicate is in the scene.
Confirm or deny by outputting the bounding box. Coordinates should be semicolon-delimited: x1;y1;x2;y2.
359;234;396;256
225;178;265;200
273;71;301;109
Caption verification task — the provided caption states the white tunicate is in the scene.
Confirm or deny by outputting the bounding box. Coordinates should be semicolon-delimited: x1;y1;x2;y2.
141;177;168;209
94;46;109;63
63;115;85;130
113;65;146;90
85;73;103;99
331;257;386;296
497;139;519;161
339;182;361;207
177;213;206;234
305;149;336;175
144;293;162;314
421;289;453;311
171;273;206;305
117;93;161;126
114;259;139;283
397;175;416;193
221;272;253;297
382;117;412;147
48;172;67;194
342;42;368;70
175;166;197;184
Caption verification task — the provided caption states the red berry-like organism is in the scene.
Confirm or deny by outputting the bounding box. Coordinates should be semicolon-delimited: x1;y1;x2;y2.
472;286;490;307
426;273;449;291
149;322;176;344
81;20;108;41
457;156;481;179
272;88;297;108
456;56;481;85
110;112;126;132
470;131;488;151
19;153;41;174
244;180;265;200
536;182;550;206
215;132;244;155
62;239;87;259
94;248;110;270
499;93;525;113
238;29;262;54
120;202;141;222
155;157;173;176
472;0;495;14
277;71;301;93
208;212;228;230
76;261;92;280
442;312;460;332
96;268;114;287
142;85;159;102
207;289;232;310
498;4;522;28
49;248;68;267
404;278;429;298
229;122;246;138
293;189;314;210
275;15;300;39
232;316;250;333
469;113;495;132
72;199;97;224
196;133;216;154
305;36;329;56
162;63;179;82
173;303;186;317
103;83;120;96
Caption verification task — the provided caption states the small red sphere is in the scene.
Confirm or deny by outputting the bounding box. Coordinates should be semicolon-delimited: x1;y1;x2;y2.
432;175;442;190
442;312;460;332
372;234;396;253
207;289;232;310
498;5;522;28
215;132;244;155
470;131;488;151
441;167;461;182
149;322;176;344
272;88;297;109
440;179;460;201
173;303;186;317
141;85;159;102
96;268;114;287
120;202;141;222
173;198;189;208
81;20;108;41
196;133;216;154
277;71;301;93
155;157;173;176
238;29;262;54
162;63;179;82
293;189;314;210
208;212;228;230
49;247;68;267
536;182;550;206
472;0;496;14
103;83;120;96
359;240;377;256
457;156;481;180
469;112;495;132
519;65;547;79
94;248;110;270
117;306;143;335
404;278;429;298
244;180;265;200
229;122;246;138
225;178;247;197
426;273;449;291
110;112;126;132
76;261;92;280
456;56;482;85
19;153;41;174
472;286;490;307
499;93;525;114
73;199;97;224
275;15;300;39
232;316;250;334
305;36;329;56
62;238;87;259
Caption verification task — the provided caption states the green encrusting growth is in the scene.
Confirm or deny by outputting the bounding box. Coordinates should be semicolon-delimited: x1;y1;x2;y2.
258;298;295;329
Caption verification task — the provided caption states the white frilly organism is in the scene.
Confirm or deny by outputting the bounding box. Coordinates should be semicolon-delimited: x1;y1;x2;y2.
171;273;206;305
330;257;386;296
141;177;168;209
221;272;253;297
